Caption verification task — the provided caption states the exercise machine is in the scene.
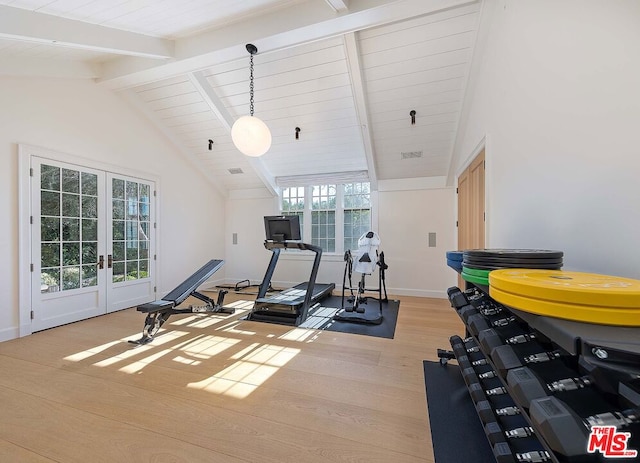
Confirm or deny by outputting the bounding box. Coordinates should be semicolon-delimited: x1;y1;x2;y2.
333;231;388;325
129;259;234;345
246;215;335;326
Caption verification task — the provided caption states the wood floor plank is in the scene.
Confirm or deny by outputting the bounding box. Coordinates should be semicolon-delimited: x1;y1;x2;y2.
0;439;55;462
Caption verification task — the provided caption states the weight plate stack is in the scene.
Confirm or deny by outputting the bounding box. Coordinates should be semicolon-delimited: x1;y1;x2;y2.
460;249;564;291
463;249;564;271
489;269;640;326
446;250;464;272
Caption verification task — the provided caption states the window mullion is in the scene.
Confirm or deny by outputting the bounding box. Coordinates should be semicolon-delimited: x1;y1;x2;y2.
304;185;312;243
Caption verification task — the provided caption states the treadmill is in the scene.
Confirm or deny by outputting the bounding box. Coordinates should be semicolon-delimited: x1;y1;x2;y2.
247;216;335;326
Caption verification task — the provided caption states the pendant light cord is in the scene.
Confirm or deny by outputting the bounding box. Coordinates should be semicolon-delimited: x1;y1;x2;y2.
249;53;255;117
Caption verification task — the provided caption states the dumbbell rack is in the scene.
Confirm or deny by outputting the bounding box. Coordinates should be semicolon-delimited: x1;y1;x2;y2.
442;284;640;463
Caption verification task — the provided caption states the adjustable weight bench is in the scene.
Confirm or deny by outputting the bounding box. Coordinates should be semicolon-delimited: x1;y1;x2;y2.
129;259;234;345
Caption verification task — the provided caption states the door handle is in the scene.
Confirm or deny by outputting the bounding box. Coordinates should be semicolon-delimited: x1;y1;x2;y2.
107;254;113;269
98;255;104;269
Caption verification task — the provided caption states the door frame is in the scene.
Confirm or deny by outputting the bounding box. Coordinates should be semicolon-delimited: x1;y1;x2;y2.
18;143;161;337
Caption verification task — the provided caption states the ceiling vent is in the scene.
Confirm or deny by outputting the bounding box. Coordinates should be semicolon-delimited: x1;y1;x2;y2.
228;168;244;174
400;151;423;159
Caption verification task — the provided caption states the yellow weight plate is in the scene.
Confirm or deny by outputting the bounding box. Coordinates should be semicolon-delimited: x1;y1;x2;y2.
489;269;640;309
490;286;640;326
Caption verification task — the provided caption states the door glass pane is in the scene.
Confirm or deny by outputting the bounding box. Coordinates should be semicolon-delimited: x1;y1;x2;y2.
82;265;97;287
40;164;100;293
83;219;97;241
112;178;125;199
41;191;60;216
41;217;60;242
82;172;98;196
112;262;125;283
62;218;80;241
126;261;138;280
41;165;60;191
62;266;80;290
112;199;125;220
112;178;151;283
82;196;98;218
62;169;80;193
41;268;60;293
113;241;125;261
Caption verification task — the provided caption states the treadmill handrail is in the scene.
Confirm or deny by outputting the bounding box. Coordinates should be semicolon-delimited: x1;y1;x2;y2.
263;240;322;253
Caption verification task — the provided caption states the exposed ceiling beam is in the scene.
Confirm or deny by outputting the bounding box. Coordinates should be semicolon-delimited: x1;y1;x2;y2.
324;0;350;13
343;32;377;190
0;5;174;60
98;0;479;89
188;72;234;131
119;89;228;198
188;71;278;196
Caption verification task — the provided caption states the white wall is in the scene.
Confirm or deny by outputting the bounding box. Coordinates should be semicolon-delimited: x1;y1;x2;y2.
378;187;457;297
453;0;640;278
224;186;457;298
0;76;224;340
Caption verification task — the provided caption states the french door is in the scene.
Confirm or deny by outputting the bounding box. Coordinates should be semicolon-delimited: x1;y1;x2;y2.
30;157;156;332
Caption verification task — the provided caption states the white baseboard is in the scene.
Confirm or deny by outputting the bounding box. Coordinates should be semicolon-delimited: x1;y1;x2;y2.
0;326;21;343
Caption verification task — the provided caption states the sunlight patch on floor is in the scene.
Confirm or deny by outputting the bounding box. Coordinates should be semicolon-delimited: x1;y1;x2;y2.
187;344;300;399
179;334;241;359
224;300;255;311
92;330;189;367
216;320;257;336
118;348;174;374
278;327;319;342
63;340;122;362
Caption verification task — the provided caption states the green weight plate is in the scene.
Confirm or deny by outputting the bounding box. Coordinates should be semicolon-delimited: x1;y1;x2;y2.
461;271;489;287
463;249;564;260
462;266;492;278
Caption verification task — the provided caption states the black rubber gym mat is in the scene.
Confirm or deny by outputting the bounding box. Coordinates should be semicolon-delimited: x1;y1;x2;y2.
423;360;495;463
304;296;399;339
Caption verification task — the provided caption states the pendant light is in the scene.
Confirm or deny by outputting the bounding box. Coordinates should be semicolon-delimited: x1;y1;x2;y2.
231;43;272;157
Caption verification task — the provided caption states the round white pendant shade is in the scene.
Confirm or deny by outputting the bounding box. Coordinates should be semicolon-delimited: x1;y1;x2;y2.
231;115;272;157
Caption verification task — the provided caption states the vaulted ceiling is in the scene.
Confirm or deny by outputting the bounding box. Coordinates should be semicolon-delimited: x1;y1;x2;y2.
0;0;481;196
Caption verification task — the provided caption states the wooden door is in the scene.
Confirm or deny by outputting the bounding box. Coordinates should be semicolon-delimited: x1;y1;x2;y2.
457;149;485;285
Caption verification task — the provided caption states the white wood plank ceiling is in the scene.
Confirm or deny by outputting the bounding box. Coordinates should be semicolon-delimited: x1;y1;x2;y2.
0;0;481;196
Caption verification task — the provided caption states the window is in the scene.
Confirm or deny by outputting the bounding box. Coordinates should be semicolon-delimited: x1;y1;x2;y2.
343;182;371;252
311;185;336;252
280;182;372;254
281;186;304;236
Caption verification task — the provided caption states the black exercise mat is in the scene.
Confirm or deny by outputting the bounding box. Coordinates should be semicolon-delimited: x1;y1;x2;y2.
322;296;398;339
296;295;399;339
241;295;399;339
423;360;495;463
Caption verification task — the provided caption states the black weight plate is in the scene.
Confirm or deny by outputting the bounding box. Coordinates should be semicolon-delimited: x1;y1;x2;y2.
463;256;563;265
467;263;563;270
463;249;564;259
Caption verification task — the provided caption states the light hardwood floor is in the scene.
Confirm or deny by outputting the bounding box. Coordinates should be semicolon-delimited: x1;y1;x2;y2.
0;292;464;463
